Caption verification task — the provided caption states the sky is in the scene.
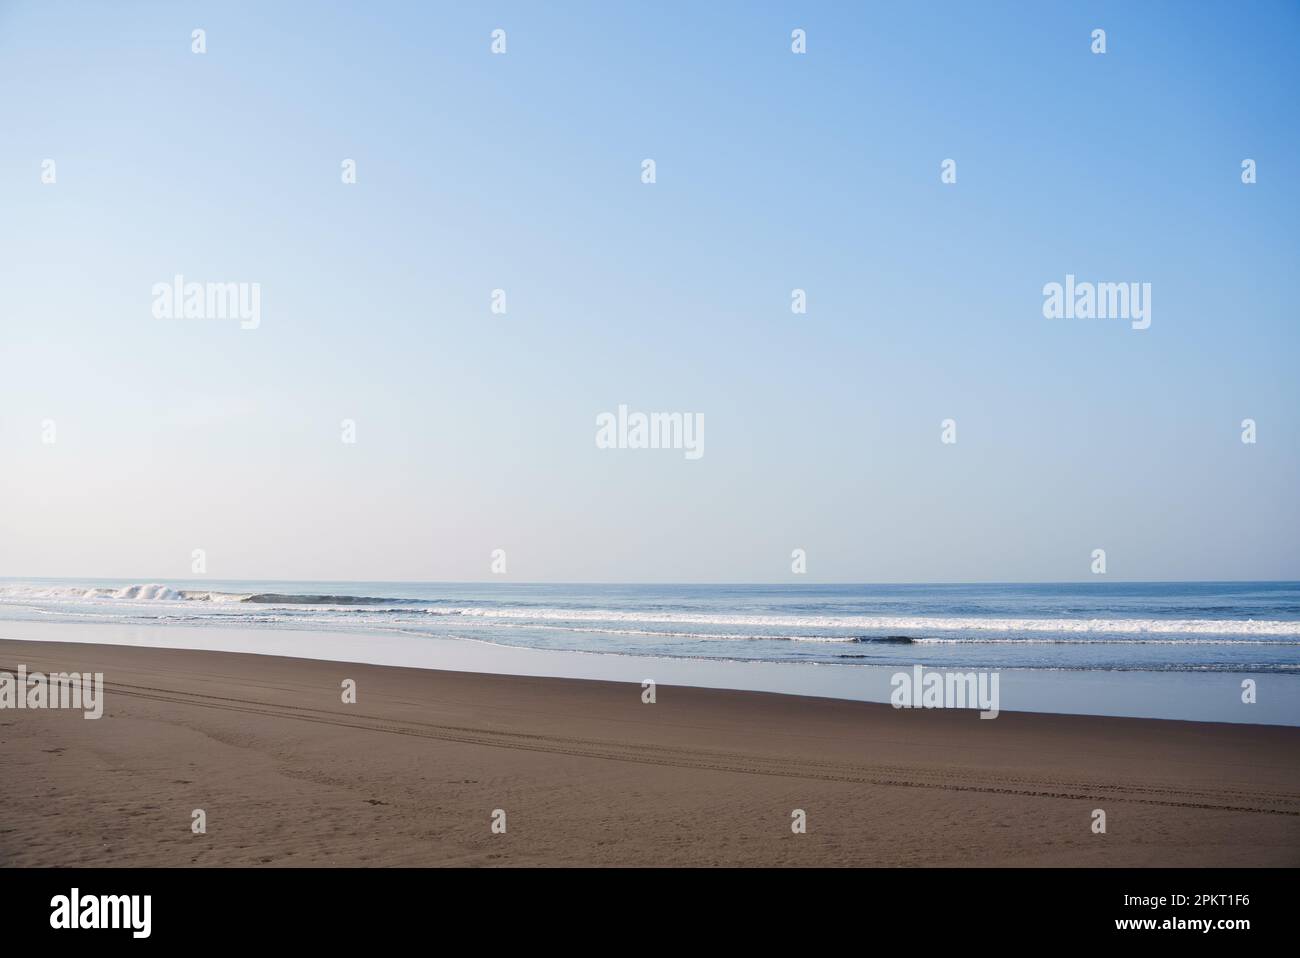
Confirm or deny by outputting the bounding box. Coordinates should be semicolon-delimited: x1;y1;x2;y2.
0;1;1297;583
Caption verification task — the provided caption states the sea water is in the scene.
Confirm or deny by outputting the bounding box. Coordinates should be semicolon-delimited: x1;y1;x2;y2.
2;579;1296;674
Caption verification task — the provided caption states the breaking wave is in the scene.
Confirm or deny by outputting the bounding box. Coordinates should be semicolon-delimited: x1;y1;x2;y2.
2;584;1300;639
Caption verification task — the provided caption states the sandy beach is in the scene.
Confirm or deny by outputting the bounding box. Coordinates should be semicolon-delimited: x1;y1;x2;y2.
2;638;1297;867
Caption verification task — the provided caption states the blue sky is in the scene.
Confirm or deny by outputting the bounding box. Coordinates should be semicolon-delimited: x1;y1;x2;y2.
1;1;1297;582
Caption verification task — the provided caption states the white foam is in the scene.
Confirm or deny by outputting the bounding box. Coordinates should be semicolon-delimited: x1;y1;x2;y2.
428;606;1300;637
2;585;1298;638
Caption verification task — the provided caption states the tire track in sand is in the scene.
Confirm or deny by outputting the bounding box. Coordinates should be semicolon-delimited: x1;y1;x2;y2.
71;676;1300;818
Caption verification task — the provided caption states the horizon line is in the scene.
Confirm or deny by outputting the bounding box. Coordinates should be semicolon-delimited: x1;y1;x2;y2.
3;576;1298;588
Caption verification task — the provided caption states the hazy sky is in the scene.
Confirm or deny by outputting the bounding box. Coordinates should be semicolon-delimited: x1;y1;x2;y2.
1;1;1297;583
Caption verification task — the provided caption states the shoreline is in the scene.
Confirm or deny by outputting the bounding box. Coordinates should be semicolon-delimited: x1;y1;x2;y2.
2;638;1298;867
1;618;1297;725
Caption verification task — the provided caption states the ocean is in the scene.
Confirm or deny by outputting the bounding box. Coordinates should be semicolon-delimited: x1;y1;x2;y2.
2;579;1298;675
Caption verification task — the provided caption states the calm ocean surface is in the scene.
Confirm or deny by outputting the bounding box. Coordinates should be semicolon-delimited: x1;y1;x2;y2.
2;580;1298;674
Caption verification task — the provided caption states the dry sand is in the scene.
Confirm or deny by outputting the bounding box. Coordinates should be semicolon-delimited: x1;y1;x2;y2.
1;639;1297;867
